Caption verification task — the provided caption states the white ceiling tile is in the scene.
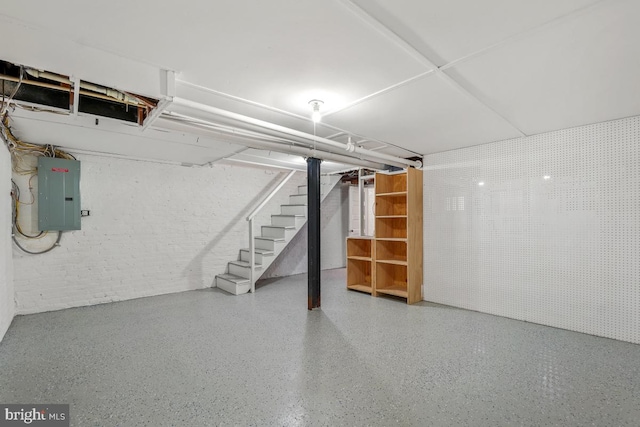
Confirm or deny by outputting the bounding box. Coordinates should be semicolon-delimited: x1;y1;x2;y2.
1;0;429;116
325;74;521;155
1;0;638;166
446;0;640;135
351;0;601;65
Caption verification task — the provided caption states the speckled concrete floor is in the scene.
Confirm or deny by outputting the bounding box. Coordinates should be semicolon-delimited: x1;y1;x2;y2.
1;269;639;426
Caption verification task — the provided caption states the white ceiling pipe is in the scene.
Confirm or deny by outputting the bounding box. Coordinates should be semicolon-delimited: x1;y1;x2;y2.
155;116;386;170
164;112;304;145
158;112;411;169
170;97;421;169
164;111;416;171
165;110;322;149
159;117;385;170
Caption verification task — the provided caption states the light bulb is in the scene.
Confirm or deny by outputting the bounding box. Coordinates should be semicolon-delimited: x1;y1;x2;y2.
309;99;323;123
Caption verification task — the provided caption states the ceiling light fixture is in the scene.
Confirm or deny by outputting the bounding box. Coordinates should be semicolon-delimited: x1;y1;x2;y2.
309;99;324;123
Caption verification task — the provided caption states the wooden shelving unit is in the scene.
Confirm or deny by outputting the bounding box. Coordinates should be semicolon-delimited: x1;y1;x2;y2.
346;237;374;294
346;168;423;304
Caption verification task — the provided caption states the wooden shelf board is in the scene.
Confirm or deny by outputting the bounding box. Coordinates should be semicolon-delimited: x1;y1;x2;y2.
348;256;372;261
376;191;407;197
376;259;407;266
347;283;373;294
375;238;407;242
347;236;374;240
376;285;408;298
375;215;407;219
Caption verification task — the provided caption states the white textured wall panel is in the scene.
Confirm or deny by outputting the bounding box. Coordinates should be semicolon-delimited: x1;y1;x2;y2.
424;116;640;343
0;144;14;342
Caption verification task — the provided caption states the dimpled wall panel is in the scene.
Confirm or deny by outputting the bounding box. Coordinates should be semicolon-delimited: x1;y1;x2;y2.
423;116;640;343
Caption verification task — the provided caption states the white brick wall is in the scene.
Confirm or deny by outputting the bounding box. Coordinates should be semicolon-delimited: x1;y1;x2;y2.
261;182;349;279
0;144;14;342
12;154;305;314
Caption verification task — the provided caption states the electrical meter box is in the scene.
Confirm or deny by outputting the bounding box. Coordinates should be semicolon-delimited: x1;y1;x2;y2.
38;157;81;231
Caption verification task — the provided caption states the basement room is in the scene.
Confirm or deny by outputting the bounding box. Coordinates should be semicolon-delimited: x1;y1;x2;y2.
0;1;639;426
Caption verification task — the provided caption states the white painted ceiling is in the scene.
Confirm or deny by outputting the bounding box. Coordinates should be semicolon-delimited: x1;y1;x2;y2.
1;0;639;168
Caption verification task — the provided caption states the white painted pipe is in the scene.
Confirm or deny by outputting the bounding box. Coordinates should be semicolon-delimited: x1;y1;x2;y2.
156;116;386;170
171;97;421;169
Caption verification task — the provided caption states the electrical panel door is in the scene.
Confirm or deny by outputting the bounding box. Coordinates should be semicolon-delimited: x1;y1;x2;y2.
38;157;81;231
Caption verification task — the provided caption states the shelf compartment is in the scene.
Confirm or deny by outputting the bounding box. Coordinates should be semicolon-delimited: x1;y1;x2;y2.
375;217;407;239
376;172;407;194
376;286;408;298
376;239;407;263
376;191;407;197
347;283;373;294
346;237;372;258
376;259;407;266
375;263;407;298
375;193;407;216
347;258;372;293
348;256;371;261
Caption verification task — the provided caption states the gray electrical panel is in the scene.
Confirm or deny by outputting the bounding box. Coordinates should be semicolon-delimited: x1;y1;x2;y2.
38;157;81;231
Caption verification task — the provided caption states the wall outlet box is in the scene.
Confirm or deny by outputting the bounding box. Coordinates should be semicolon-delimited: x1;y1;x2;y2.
81;210;90;217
